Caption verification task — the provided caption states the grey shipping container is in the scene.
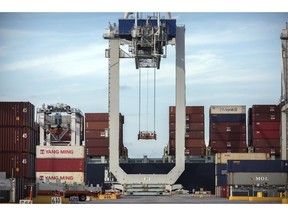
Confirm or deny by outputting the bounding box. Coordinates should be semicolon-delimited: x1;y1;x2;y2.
227;172;288;185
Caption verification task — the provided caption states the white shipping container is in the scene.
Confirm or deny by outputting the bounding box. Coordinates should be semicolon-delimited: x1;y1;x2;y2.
36;172;84;185
215;153;270;164
210;105;246;114
36;146;85;159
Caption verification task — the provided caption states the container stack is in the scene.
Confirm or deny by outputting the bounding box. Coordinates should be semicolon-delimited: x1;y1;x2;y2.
214;152;270;197
36;146;85;185
169;106;206;156
209;105;247;155
0;102;37;202
248;104;281;156
85;113;125;157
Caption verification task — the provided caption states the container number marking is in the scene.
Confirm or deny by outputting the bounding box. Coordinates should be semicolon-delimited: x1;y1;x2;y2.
51;197;62;204
19;200;33;204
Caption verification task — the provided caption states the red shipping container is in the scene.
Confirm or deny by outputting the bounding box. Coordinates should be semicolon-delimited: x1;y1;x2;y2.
36;158;85;172
252;139;280;148
210;132;246;141
85;130;107;139
252;113;280;122
211;124;246;133
209;140;247;148
185;147;205;156
0;126;37;154
254;147;280;156
169;114;204;123
0;102;35;128
85;138;109;147
253;130;280;139
252;105;280;114
85;147;109;156
85;113;108;122
86;121;109;130
0;152;36;179
169;122;204;131
169;106;204;114
253;122;280;131
170;139;205;148
170;131;204;140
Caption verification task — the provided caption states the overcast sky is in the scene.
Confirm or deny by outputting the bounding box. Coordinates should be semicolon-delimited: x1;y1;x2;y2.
0;11;287;158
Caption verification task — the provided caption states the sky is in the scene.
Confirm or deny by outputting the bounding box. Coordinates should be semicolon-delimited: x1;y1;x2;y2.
0;7;287;158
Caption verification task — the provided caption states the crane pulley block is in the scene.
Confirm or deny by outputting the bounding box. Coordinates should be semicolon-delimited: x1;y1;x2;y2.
138;131;157;140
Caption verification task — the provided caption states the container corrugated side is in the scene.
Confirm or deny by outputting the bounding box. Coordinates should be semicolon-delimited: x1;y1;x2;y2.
169;106;204;114
169;114;204;123
85;147;109;156
36;172;84;184
252;113;281;122
254;147;281;155
0;102;35;128
211;124;246;133
252;105;280;114
0;152;35;179
185;147;205;156
210;132;246;141
0;126;36;154
36;158;85;172
227;160;288;173
85;138;109;147
253;122;280;131
227;172;288;185
210;105;246;114
211;148;247;155
253;130;280;139
36;146;85;159
170;122;204;131
86;121;109;130
210;114;246;123
252;139;280;148
210;140;247;148
215;153;270;164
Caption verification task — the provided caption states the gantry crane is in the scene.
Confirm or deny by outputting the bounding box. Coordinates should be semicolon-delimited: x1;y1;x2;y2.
280;23;288;160
103;13;186;194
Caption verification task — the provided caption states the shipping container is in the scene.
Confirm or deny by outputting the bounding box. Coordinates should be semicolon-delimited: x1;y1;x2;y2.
211;148;247;154
227;160;288;173
252;113;281;122
0;126;37;154
227;172;288;185
36;146;85;159
210;114;246;123
85;147;109;156
169;114;204;123
170;131;205;140
252;139;280;148
85;130;108;139
85;138;109;148
254;147;281;155
36;172;84;184
252;105;280;114
85;113;124;124
215;152;270;164
253;130;280;139
185;147;205;156
210;105;246;114
85;121;109;130
169;122;204;131
185;139;205;148
210;132;246;141
0;102;35;128
252;122;280;131
248;108;252;125
36;158;85;172
0;152;35;179
211;124;246;133
210;140;247;148
169;106;204;114
215;175;227;186
215;164;227;175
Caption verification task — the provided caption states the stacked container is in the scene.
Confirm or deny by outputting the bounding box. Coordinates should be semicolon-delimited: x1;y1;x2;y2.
248;104;281;156
209;105;247;154
36;146;85;184
85;113;125;157
214;152;270;198
0;102;37;202
169;106;206;156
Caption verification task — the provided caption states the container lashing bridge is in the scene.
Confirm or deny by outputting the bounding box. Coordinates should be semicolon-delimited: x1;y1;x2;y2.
103;12;186;195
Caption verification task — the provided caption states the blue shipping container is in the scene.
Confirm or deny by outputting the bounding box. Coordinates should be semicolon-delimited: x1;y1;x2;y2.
227;160;288;173
210;114;246;123
216;175;227;186
215;164;227;175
